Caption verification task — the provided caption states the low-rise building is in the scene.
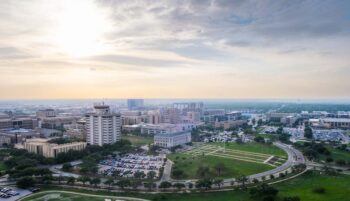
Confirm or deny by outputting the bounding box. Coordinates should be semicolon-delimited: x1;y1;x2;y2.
154;131;191;148
19;138;87;158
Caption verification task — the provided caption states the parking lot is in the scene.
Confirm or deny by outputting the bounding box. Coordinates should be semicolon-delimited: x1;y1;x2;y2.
0;186;32;201
99;154;165;178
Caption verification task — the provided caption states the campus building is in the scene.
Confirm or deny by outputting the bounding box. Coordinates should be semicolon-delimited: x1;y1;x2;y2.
19;138;87;158
0;117;38;130
154;131;191;148
319;118;350;129
85;104;121;146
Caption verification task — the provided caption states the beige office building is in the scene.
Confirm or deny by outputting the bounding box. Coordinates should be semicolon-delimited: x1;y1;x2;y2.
21;138;87;158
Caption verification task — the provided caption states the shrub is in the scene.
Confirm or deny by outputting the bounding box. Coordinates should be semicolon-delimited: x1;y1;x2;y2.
313;187;326;194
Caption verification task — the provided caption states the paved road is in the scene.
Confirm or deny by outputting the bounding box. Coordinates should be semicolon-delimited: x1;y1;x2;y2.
49;161;82;178
160;159;173;182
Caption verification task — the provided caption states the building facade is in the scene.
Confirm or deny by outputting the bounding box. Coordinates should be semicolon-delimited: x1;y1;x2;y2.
154;131;191;148
85;104;121;146
21;138;86;158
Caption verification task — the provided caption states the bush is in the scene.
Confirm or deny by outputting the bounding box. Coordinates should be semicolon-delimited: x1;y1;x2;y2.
313;187;326;194
283;196;301;201
16;177;36;188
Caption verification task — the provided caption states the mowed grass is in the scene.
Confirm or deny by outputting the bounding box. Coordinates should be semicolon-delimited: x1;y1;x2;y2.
167;142;288;179
122;135;153;146
22;172;350;201
214;142;287;157
168;152;273;179
322;146;350;162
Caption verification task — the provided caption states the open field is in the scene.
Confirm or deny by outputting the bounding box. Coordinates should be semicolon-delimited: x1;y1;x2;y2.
22;172;350;201
168;142;287;179
122;135;153;146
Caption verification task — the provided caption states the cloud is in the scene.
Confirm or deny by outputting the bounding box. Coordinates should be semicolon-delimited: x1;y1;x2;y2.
0;0;349;99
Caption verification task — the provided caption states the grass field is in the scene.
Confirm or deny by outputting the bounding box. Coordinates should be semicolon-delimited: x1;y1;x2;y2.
322;146;350;162
122;135;153;146
22;172;350;201
168;142;287;179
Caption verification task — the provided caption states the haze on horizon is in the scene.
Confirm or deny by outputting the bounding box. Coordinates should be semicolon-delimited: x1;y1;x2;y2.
0;0;349;100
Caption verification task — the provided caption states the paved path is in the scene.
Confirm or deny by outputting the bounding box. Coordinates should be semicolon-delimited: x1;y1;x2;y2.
160;159;173;182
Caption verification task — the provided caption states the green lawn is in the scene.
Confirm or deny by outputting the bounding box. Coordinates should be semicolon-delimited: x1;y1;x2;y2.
22;172;350;201
122;135;153;146
168;142;287;179
168;153;273;179
324;146;350;162
214;142;287;157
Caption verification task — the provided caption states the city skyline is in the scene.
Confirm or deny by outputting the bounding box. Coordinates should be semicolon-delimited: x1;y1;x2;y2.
0;0;350;99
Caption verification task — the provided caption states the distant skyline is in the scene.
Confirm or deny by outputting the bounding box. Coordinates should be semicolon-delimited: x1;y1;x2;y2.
0;0;350;99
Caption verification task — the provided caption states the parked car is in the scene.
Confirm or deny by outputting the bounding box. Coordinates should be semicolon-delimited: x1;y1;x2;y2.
28;187;40;192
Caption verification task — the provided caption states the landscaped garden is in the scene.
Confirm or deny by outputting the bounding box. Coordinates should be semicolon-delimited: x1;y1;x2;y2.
168;142;287;179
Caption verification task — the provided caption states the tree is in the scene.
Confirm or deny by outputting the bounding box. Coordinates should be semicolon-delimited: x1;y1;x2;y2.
313;187;326;194
258;119;263;126
336;159;346;166
130;180;142;189
173;183;185;190
249;183;279;200
16;177;35;189
104;178;114;190
116;179;131;189
252;178;259;184
172;169;185;179
144;182;156;191
78;176;90;186
57;175;64;185
159;181;172;189
304;126;313;139
213;178;224;189
237;175;248;189
90;178;101;187
283;196;301;201
196;166;211;178
112;169;121;179
195;178;212;190
67;177;75;185
254;136;265;143
134;171;146;180
214;163;226;176
147;171;157;180
62;163;73;172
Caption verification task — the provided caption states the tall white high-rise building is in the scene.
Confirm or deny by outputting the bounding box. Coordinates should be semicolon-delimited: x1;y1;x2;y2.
85;104;121;146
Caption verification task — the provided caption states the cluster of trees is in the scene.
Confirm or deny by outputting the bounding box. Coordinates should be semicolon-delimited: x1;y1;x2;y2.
64;170;158;191
250;183;301;201
56;139;133;164
295;142;330;161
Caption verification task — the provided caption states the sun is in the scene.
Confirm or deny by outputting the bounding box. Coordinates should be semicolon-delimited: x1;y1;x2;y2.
53;0;112;57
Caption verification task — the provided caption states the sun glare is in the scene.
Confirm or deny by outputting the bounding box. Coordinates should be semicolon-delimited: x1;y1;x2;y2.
53;0;112;57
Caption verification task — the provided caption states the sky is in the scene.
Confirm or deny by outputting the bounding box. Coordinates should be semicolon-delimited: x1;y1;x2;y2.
0;0;349;100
